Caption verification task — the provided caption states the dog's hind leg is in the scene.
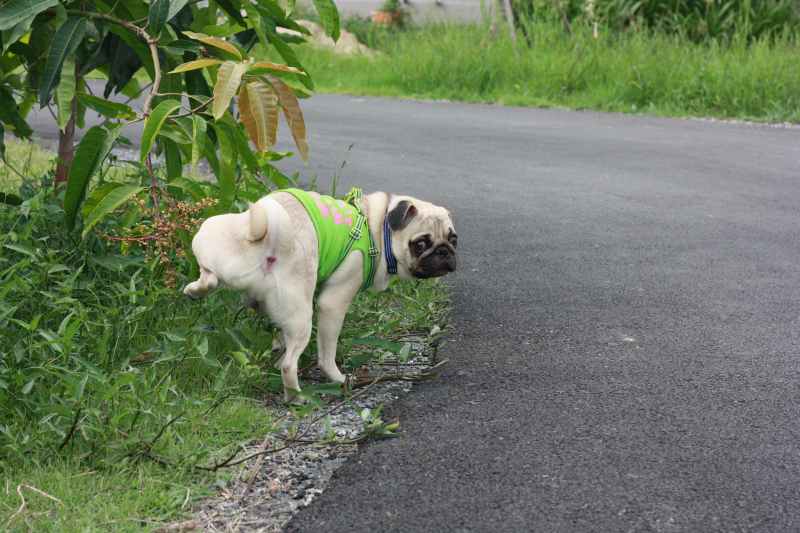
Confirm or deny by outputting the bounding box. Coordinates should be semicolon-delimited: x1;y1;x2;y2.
275;310;312;403
315;254;363;384
267;280;314;403
183;268;218;299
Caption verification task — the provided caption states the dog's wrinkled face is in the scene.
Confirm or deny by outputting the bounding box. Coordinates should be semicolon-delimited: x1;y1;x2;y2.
388;197;457;279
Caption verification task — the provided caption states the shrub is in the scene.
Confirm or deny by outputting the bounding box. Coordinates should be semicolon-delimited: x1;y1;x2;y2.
511;0;800;42
0;176;278;466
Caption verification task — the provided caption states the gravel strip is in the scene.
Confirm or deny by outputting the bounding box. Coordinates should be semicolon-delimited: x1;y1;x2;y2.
187;337;437;532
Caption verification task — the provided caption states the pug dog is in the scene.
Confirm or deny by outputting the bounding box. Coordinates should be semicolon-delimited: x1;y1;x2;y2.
184;190;457;401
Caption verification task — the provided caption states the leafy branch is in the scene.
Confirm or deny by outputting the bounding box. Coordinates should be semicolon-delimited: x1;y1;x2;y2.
65;9;162;117
0;0;340;234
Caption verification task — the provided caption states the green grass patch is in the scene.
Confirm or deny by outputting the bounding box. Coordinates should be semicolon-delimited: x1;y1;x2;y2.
1;139;54;193
1;400;268;532
293;20;800;122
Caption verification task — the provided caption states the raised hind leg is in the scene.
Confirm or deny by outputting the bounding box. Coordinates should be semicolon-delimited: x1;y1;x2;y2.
183;268;218;299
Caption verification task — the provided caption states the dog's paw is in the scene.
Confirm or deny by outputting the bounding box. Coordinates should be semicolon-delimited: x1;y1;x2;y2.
271;336;285;354
283;388;306;405
183;283;202;300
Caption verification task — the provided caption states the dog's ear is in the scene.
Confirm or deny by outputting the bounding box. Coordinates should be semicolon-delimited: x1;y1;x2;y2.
388;200;418;231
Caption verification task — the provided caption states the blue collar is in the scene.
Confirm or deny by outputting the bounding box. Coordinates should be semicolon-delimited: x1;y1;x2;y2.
383;217;398;275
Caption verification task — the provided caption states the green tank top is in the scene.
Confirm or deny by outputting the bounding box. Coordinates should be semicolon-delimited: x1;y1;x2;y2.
281;188;378;290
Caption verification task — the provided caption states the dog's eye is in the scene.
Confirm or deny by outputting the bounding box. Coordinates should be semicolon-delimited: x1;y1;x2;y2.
414;240;428;254
449;236;458;249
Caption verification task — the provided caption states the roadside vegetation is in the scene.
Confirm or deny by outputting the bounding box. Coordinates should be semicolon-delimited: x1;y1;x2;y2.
0;0;449;530
294;1;800;122
0;141;448;530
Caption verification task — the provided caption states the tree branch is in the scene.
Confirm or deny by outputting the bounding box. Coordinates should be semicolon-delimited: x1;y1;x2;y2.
66;10;161;117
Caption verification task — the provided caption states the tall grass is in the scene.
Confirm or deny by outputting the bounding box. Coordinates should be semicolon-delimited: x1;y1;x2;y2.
297;20;800;121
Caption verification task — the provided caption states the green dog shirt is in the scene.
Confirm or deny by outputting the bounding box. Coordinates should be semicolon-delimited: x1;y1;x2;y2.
281;188;379;290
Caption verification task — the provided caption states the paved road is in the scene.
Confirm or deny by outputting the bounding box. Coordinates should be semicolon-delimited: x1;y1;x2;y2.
29;94;800;530
275;96;800;532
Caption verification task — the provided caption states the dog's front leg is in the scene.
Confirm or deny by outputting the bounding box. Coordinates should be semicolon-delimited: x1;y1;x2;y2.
316;257;363;384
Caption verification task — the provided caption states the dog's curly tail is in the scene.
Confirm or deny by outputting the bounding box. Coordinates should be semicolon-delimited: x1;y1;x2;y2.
248;200;270;242
247;196;290;265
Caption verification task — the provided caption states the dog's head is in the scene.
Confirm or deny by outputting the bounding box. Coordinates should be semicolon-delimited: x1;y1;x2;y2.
387;196;457;279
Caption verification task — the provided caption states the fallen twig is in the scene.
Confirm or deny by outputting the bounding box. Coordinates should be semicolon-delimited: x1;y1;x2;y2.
139;364;438;475
225;376;383;482
4;484;63;529
351;359;449;388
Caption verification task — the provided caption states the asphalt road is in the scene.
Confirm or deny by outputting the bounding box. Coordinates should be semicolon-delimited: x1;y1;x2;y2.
276;96;800;532
29;94;800;531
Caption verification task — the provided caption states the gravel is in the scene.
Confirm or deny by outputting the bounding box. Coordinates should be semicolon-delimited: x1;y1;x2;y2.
186;336;438;532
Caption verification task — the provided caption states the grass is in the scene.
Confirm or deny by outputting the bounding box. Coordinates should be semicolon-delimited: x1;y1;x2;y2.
1;139;54;192
1;401;268;532
292;19;800;122
0;141;450;531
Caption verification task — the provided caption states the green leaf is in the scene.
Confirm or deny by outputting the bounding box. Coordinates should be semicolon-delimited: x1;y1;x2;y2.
216;0;246;25
81;182;121;218
186;114;220;177
311;0;340;41
182;31;242;60
158;122;193;145
0;192;23;206
263;25;313;91
190;114;206;175
168;176;213;200
169;58;223;73
82;184;143;238
248;61;303;75
39;17;88;107
21;378;35;395
253;2;311;36
262;162;292;188
351;337;404;351
140;99;182;164
0;123;4;159
219;115;257;173
0;86;32;138
148;0;170;38
2;13;36;52
163;138;183;181
77;94;137;120
4;243;37;259
214;123;236;208
166;0;190;21
212;61;246;120
0;0;58;31
64;124;121;229
55;58;76;130
108;25;154;80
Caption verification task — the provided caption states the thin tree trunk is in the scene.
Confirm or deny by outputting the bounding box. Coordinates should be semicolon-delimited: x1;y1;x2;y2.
501;0;517;46
54;64;79;186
